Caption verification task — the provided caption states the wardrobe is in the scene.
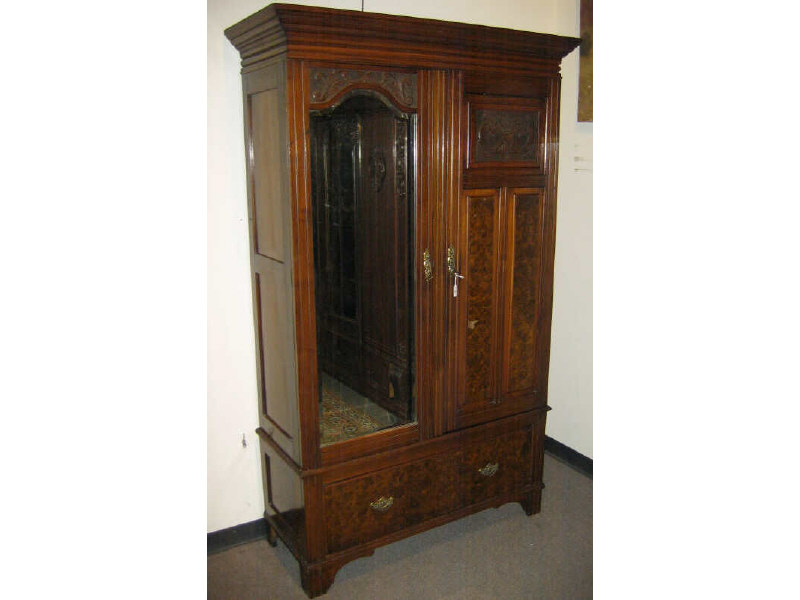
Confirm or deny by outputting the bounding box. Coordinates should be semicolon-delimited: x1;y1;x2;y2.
224;4;580;596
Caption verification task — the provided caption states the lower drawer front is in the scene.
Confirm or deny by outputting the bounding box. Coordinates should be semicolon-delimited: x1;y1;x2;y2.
458;429;532;506
324;428;533;553
324;456;453;553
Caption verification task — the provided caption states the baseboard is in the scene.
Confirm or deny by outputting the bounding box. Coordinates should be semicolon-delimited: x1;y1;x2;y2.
544;436;593;479
208;518;268;555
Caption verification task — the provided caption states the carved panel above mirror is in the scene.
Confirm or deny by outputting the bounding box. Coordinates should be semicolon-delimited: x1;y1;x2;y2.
309;67;418;110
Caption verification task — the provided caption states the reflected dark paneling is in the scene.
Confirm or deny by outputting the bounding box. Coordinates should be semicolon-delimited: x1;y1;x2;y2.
310;93;416;446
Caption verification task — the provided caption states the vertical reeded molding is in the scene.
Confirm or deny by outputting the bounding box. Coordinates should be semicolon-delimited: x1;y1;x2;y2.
443;71;464;433
416;70;437;439
418;70;458;439
438;71;468;434
445;71;463;436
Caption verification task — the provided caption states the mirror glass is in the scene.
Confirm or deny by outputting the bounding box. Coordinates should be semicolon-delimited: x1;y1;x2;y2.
310;93;417;447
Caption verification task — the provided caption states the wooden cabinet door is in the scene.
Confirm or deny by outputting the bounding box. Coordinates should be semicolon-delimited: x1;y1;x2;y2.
446;187;546;431
446;188;503;430
499;188;546;402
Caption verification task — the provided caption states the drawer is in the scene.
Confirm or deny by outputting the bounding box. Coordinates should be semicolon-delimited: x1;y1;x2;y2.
323;427;533;553
457;428;532;506
324;456;455;553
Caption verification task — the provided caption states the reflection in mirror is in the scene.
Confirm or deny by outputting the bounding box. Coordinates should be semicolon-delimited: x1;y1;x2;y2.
310;92;416;446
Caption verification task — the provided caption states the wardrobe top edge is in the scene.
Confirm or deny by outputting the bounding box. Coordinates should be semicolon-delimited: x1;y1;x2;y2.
224;3;581;63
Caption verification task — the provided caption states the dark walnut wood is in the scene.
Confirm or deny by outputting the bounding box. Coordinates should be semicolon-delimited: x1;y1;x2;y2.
464;190;500;407
504;189;545;395
457;428;533;506
473;109;539;163
324;454;454;553
225;4;579;598
309;67;418;110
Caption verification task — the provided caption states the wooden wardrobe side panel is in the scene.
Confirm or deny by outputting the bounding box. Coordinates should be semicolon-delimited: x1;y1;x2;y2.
533;76;563;409
243;61;303;465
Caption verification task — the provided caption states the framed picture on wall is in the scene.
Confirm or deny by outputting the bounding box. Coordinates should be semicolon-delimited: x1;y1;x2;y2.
578;0;592;122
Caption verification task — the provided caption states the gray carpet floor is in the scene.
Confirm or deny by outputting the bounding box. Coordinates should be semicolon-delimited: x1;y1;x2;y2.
208;454;592;599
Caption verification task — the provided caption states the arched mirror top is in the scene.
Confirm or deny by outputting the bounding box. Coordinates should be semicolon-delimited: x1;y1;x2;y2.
310;90;412;121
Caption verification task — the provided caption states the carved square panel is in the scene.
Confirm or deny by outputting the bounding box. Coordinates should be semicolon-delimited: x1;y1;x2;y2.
473;109;539;162
467;97;545;171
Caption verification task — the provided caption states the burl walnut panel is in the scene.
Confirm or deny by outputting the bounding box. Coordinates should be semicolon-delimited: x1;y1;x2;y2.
323;455;455;553
457;428;532;506
322;431;530;556
506;191;544;393
324;462;408;553
464;192;499;406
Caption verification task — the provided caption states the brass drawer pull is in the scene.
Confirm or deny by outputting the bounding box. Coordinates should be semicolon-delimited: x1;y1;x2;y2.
369;496;394;512
478;462;499;477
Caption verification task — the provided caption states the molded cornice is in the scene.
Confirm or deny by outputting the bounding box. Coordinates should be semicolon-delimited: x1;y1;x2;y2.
225;4;581;73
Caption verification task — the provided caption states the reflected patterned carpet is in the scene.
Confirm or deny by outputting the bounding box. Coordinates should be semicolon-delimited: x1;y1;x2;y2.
320;388;382;445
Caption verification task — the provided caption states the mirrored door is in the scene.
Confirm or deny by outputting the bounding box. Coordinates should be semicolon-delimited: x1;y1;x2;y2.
309;92;417;447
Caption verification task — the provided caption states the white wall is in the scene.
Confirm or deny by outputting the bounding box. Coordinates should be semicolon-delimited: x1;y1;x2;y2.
547;3;593;461
208;0;592;533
